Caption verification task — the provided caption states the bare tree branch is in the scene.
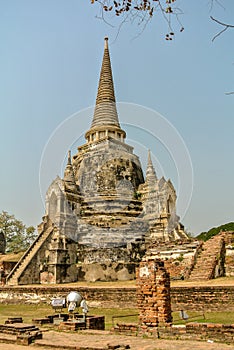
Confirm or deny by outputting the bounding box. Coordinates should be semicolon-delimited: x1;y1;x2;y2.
209;0;225;13
211;16;234;41
91;0;184;40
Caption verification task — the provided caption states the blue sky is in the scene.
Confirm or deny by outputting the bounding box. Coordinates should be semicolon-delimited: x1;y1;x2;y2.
0;1;233;235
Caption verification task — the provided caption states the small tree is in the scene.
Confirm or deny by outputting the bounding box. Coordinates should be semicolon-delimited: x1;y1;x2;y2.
0;211;37;253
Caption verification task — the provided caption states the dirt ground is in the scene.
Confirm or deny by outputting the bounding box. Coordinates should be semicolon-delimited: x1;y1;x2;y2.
10;276;234;289
0;330;234;350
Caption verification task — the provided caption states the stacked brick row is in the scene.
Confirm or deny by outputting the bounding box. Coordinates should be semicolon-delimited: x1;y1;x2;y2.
185;322;234;343
136;258;172;329
155;323;234;343
113;323;138;335
171;285;234;312
85;316;105;330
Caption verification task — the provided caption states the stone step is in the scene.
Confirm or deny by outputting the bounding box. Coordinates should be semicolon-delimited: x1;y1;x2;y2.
189;234;225;281
7;224;54;285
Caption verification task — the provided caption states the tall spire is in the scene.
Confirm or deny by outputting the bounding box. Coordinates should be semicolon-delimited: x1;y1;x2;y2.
146;150;157;183
92;37;119;128
85;37;126;143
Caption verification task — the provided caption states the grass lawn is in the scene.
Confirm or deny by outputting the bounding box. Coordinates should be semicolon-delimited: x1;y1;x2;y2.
172;310;234;325
0;303;52;324
0;304;234;330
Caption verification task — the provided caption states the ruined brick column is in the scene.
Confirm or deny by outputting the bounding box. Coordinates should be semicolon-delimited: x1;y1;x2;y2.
156;261;172;324
136;258;172;329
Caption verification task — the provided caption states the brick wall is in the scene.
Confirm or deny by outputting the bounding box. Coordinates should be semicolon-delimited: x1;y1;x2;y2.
170;286;234;311
113;323;234;344
159;322;234;343
0;286;136;308
0;285;234;311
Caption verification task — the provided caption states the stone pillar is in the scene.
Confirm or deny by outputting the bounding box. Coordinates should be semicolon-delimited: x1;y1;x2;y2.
136;258;172;329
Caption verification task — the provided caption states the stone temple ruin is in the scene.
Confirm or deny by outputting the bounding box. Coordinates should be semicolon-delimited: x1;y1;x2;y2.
6;37;191;285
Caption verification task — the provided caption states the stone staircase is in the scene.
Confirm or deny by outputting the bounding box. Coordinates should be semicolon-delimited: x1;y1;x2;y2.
6;216;54;286
189;234;225;281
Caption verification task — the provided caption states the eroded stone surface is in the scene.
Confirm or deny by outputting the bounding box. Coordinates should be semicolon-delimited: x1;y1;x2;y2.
6;38;188;285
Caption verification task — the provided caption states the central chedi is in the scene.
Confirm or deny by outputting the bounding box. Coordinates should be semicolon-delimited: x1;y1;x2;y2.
6;38;187;285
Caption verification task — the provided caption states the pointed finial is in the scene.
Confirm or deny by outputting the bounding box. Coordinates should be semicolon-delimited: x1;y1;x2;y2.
146;149;157;183
67;150;71;165
64;150;79;194
147;149;153;166
104;37;108;49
